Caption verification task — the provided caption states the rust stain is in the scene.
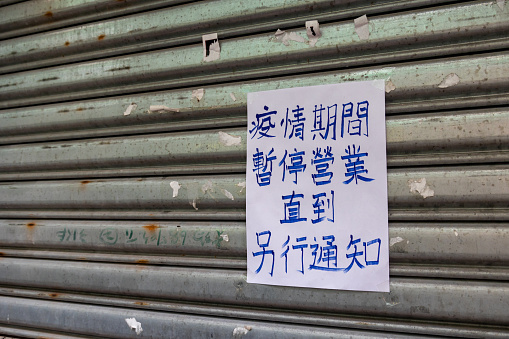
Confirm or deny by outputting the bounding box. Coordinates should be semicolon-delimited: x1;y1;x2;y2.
134;301;149;305
58;109;69;113
80;180;92;185
143;224;160;232
26;222;36;228
44;11;53;18
76;107;84;111
0;252;4;256
137;179;144;182
64;41;70;46
98;34;106;40
38;77;59;82
49;293;59;298
136;259;149;264
78;257;87;260
108;66;131;72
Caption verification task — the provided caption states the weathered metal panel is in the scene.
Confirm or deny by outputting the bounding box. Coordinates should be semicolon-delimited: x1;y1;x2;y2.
0;109;507;180
0;0;504;74
1;53;509;144
0;0;188;40
1;2;508;109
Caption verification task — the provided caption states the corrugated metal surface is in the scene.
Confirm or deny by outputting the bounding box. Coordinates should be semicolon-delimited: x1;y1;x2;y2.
0;0;508;337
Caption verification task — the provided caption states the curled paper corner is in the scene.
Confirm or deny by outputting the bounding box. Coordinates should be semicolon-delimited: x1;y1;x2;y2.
125;318;143;335
149;105;179;113
233;325;252;337
389;236;405;247
192;88;204;102
219;131;242;146
408;178;435;199
306;20;321;47
123;103;137;116
220;234;230;242
354;14;369;40
170;181;181;198
222;189;235;200
497;0;505;10
202;33;220;62
438;73;460;88
230;92;237;102
237;181;246;192
385;79;396;93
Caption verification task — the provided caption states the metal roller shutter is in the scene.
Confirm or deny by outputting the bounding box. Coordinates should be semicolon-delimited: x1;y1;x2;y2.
0;0;508;337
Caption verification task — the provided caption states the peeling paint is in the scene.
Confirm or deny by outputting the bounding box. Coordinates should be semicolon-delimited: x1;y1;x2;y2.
233;325;252;337
219;131;241;146
408;178;435;199
230;92;237;101
354;15;370;40
390;236;405;247
192;88;204;101
220;234;230;242
191;199;198;211
237;181;246;192
274;29;307;46
170;181;181;198
123;103;137;116
149;105;179;113
222;189;234;200
454;230;459;237
383;298;400;307
438;73;460;88
497;0;505;10
125;318;143;335
202;180;213;194
385;79;396;93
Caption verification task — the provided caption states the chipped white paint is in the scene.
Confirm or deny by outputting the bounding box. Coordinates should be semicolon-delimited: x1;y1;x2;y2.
408;178;435;199
385;80;396;93
306;20;321;47
354;15;370;40
383;298;400;307
125;318;143;335
497;0;505;10
222;189;234;200
202;33;220;62
230;92;237;101
192;88;204;101
438;73;460;88
220;234;230;242
219;131;241;146
237;181;246;192
170;181;181;198
123;103;137;116
191;199;198;211
201;180;213;194
390;236;405;247
274;29;306;46
233;326;252;337
149;105;179;113
454;230;459;237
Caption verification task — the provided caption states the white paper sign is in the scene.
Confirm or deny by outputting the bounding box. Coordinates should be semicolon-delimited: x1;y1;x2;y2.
246;80;389;292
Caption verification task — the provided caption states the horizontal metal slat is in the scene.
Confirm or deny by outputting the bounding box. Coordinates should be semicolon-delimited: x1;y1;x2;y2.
0;259;508;326
1;52;509;145
1;289;508;338
0;108;508;180
0;0;188;41
0;167;507;220
0;0;499;75
0;220;508;273
0;296;438;339
1;2;508;108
